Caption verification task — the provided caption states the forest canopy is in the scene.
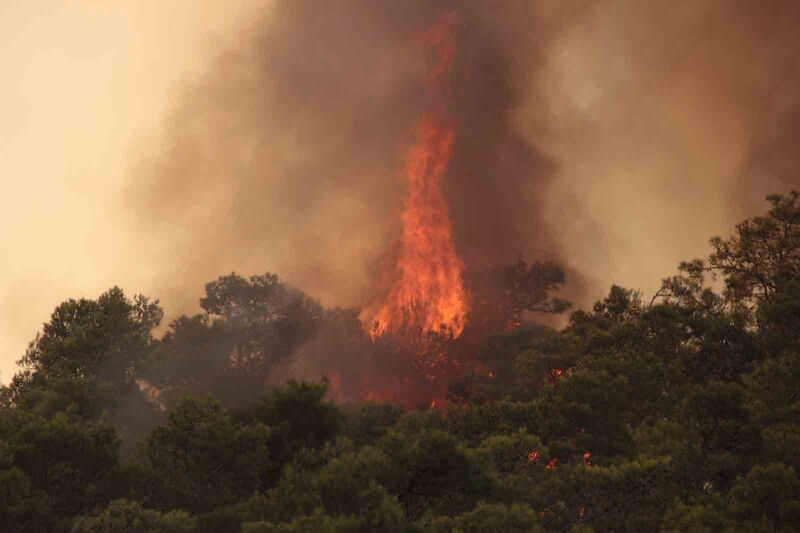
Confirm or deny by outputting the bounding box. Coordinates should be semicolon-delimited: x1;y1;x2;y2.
1;192;800;532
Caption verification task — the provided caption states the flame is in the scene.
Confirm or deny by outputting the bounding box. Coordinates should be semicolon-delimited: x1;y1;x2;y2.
547;367;564;386
371;13;468;339
364;390;385;403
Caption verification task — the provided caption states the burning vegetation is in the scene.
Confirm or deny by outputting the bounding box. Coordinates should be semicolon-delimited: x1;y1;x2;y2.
4;2;800;531
5;189;800;531
354;13;572;406
369;13;468;341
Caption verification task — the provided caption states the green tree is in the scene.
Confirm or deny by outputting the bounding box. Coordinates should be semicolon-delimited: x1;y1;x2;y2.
346;402;404;445
377;429;492;519
663;463;800;532
677;382;761;491
727;463;800;531
661;191;800;308
201;273;323;374
72;499;194;533
137;396;271;512
241;510;361;533
9;288;162;420
252;379;342;480
0;410;120;532
146;273;324;408
428;502;541;533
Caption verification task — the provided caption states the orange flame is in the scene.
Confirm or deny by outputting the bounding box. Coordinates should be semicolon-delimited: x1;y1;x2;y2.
371;13;468;339
547;367;564;386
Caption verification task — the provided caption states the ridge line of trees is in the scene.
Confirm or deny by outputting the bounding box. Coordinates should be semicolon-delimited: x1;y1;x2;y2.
1;191;799;532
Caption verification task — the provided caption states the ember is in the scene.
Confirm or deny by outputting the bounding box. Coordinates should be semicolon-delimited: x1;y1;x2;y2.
583;451;592;467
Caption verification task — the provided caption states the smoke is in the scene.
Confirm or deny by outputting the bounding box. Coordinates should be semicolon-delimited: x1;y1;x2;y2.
533;0;800;298
121;1;568;320
122;0;800;324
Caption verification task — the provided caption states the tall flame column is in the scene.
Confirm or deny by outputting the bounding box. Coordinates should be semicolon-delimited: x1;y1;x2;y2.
371;13;469;338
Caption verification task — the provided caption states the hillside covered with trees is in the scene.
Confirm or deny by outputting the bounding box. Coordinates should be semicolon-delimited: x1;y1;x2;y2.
2;192;800;532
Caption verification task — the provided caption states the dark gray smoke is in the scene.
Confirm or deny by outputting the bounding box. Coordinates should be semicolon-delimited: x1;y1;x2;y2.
122;0;583;319
122;0;800;321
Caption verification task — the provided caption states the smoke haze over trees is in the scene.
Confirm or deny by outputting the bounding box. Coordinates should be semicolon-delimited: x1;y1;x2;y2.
2;1;800;531
2;192;800;531
121;0;800;326
4;1;800;381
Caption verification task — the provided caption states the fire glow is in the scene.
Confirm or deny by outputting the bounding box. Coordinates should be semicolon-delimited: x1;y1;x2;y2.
370;13;469;339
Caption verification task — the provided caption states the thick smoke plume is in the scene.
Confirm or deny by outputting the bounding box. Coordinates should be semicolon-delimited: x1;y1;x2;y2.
122;0;570;316
120;0;800;397
533;0;800;294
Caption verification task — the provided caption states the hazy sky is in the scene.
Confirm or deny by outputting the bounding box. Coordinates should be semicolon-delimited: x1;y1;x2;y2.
2;1;797;384
0;2;266;382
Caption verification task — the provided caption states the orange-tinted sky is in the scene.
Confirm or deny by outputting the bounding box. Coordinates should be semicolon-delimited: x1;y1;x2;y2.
0;1;266;382
2;1;798;383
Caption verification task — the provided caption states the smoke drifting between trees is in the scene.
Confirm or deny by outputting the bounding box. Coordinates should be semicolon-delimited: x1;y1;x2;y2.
5;0;800;528
142;254;570;410
2;192;800;531
124;0;800;325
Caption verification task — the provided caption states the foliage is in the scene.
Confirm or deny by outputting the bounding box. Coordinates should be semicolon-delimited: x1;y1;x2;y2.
136;396;272;512
72;499;194;533
145;273;323;408
427;502;542;532
0;191;798;531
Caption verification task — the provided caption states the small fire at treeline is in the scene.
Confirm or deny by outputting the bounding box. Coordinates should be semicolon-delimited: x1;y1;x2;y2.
369;13;469;341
